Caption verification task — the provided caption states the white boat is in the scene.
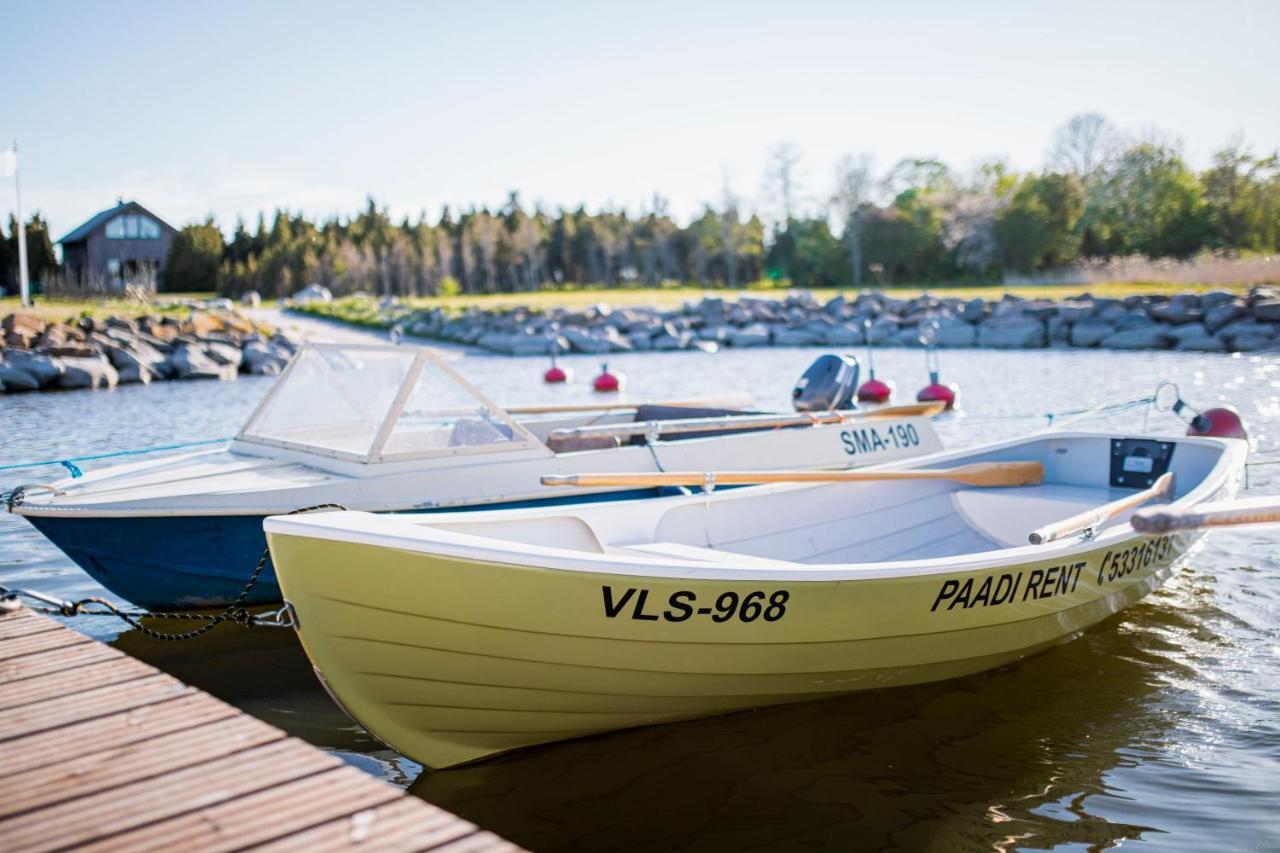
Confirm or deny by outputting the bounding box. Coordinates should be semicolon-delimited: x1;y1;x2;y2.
264;429;1247;768
9;343;943;608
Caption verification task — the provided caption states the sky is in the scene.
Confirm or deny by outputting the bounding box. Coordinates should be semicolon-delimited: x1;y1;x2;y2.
2;0;1278;240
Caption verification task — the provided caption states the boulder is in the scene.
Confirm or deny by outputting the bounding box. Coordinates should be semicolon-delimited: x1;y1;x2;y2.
1046;316;1071;347
934;318;977;348
1203;300;1247;333
822;324;862;346
115;362;156;384
293;283;333;304
822;294;847;318
772;326;824;347
171;344;237;380
695;324;729;343
976;317;1045;349
0;362;40;391
728;324;771;348
865;317;901;345
961;298;988;324
651;331;692;351
628;332;653;351
508;334;558;356
1216;320;1277;351
476;332;517;353
203;342;244;369
1070;319;1115;348
241;291;262;309
1198;290;1237;310
1150;295;1201;325
58;357;118;390
1251;300;1280;323
4;350;64;386
1173;329;1227;352
1099;327;1173;350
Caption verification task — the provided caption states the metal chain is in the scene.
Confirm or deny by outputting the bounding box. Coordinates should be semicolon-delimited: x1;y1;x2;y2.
0;503;347;641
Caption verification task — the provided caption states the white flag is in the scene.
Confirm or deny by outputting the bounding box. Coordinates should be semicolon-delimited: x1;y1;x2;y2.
0;148;14;178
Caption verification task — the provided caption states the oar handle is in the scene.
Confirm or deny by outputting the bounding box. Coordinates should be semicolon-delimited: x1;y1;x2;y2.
1132;498;1280;533
1029;472;1175;545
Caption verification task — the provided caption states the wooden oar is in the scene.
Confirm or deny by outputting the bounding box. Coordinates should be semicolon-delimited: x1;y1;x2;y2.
1028;472;1175;545
860;400;947;419
1131;496;1280;533
542;461;1044;489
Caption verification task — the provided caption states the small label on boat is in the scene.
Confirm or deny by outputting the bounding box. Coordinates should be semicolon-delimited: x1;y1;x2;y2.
1123;456;1154;473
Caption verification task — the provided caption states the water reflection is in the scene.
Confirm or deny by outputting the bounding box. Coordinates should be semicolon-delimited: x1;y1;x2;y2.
406;602;1194;852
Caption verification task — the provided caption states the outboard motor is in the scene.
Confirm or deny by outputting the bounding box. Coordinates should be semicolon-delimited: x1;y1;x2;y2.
793;354;860;411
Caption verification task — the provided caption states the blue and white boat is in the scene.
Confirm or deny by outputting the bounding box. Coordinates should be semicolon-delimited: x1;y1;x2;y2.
9;343;943;610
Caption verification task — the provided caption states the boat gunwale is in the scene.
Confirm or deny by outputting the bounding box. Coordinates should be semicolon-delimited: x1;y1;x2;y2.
265;431;1247;584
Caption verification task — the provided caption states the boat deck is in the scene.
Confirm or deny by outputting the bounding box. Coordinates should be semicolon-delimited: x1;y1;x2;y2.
0;608;521;852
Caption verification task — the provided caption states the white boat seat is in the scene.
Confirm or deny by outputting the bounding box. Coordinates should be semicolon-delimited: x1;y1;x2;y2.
952;484;1120;547
615;541;798;566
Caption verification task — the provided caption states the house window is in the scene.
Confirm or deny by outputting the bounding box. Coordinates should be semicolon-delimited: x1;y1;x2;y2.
105;213;162;240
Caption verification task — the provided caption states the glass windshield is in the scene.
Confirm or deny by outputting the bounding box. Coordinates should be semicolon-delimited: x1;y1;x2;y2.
239;345;539;461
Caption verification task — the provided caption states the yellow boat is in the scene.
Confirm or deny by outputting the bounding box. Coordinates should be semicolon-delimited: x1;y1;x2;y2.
265;430;1246;768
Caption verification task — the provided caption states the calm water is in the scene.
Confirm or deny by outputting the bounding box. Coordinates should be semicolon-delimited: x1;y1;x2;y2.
2;347;1278;852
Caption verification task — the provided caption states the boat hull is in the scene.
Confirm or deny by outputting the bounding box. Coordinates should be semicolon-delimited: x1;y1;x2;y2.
268;528;1201;769
22;489;666;610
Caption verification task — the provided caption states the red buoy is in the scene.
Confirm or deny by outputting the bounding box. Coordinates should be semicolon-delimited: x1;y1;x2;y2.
593;363;622;393
543;349;570;384
1187;406;1248;440
916;371;958;410
857;373;894;403
856;318;894;403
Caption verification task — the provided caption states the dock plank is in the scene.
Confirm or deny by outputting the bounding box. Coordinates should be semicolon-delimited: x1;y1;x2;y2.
0;610;521;851
0;640;122;683
0;694;237;779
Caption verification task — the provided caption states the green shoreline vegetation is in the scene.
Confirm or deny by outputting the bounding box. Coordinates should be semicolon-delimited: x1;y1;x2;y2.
2;115;1276;310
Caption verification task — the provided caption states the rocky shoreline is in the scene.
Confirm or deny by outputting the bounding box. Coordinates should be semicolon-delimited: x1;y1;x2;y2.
0;309;299;393
384;286;1280;355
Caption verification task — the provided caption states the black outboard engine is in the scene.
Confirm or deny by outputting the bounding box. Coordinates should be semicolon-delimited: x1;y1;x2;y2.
792;354;860;411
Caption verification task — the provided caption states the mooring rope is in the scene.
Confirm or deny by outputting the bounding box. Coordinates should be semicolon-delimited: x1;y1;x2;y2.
0;503;347;640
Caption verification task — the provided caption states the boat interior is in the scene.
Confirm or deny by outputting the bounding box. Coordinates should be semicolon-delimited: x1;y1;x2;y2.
420;433;1234;566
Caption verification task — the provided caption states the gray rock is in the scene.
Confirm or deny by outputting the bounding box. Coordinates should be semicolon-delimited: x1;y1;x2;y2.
1173;329;1227;352
865;317;901;345
1054;303;1094;324
1203;300;1247;333
476;332;516;353
823;294;847;318
1216;320;1277;351
242;341;290;375
172;344;237;380
1070;319;1116;347
203;342;243;369
696;324;729;343
1046;316;1071;347
961;298;987;323
1198;290;1237;310
627;332;653;351
1251;300;1280;322
0;362;40;391
976;317;1046;349
772;326;824;347
1100;327;1174;350
728;324;771;348
822;324;862;346
115;362;155;384
3;350;64;386
508;334;559;356
58;357;118;389
651;331;692;351
934;318;978;347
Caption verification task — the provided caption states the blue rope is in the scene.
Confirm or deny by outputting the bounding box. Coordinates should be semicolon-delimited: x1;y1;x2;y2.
0;437;232;479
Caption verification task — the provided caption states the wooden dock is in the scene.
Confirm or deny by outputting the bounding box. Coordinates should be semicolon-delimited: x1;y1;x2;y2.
0;608;521;852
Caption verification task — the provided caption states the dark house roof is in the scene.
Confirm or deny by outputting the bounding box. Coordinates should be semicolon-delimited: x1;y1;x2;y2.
59;200;177;245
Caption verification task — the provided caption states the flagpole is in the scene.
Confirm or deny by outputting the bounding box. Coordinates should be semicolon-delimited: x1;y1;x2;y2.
13;140;30;307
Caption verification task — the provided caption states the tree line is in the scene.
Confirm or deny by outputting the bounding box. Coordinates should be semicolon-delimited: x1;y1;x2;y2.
4;113;1277;299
